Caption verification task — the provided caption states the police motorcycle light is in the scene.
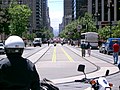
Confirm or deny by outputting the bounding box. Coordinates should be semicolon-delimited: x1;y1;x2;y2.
109;83;113;88
90;79;99;90
90;80;96;85
89;77;113;90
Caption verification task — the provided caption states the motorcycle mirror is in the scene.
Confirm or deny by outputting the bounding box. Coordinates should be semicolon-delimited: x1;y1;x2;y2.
105;70;109;76
77;64;85;72
76;64;87;82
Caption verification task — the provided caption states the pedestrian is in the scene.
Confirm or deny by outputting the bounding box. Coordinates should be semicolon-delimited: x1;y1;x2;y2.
48;40;50;46
112;40;120;64
0;35;40;90
86;42;91;56
81;41;86;57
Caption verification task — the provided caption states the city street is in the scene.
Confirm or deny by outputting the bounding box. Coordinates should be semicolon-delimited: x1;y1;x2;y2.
1;0;120;90
0;43;120;90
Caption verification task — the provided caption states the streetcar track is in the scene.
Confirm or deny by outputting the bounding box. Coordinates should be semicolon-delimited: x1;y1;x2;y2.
32;44;99;79
33;46;52;64
24;44;119;80
64;45;120;77
25;45;52;64
91;52;120;75
25;46;47;58
63;46;100;77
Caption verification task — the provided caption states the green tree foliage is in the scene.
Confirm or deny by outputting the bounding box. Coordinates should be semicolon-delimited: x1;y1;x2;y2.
0;8;10;35
98;26;110;40
36;27;54;40
8;3;32;36
22;32;36;40
79;13;96;32
98;21;120;40
112;21;120;38
59;12;96;39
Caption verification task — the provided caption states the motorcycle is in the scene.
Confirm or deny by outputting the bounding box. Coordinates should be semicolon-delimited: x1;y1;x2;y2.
89;72;113;90
40;78;59;90
75;64;113;90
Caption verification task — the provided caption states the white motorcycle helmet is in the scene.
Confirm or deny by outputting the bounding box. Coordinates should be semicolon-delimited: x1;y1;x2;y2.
5;35;25;57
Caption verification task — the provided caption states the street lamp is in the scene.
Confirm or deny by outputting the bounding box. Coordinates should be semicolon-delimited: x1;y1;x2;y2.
94;12;100;32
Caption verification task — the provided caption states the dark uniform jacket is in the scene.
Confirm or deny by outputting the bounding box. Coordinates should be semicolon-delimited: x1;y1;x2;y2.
81;43;86;49
0;57;40;90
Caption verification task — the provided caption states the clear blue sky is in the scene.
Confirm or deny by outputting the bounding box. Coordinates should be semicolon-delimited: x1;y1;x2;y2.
48;0;63;35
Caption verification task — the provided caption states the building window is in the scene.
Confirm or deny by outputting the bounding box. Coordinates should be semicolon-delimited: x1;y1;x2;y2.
111;0;114;21
92;0;95;15
98;0;101;21
104;0;108;21
117;0;120;20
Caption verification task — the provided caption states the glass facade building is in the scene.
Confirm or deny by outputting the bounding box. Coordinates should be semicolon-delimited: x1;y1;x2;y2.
72;0;87;20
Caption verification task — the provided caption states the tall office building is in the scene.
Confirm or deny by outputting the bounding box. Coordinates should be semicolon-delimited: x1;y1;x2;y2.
88;0;120;27
0;0;50;33
64;0;72;27
63;0;88;29
72;0;87;20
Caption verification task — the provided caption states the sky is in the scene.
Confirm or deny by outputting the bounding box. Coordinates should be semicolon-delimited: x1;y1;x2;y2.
48;0;63;36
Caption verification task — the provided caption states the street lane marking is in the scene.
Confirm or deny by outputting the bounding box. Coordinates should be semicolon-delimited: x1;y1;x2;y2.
84;87;93;90
52;47;56;62
61;47;74;62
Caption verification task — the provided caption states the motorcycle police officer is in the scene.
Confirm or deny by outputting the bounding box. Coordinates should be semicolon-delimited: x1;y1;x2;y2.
0;35;40;90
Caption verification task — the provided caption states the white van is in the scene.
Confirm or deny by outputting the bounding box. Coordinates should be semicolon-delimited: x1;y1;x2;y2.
81;32;98;49
33;38;42;47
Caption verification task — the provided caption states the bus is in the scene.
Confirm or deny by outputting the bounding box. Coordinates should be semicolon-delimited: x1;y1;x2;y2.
81;32;98;49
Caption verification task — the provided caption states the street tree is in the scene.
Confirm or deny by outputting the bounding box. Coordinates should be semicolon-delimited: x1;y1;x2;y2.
98;26;110;40
36;27;54;41
79;13;96;33
8;3;32;37
98;21;120;40
112;21;120;38
59;12;96;40
0;7;11;36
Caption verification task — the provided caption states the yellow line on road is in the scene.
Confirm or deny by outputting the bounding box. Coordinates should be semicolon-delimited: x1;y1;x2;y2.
52;47;56;62
61;47;74;62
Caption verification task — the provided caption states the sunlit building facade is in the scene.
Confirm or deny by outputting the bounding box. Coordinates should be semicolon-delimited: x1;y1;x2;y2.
72;0;87;20
64;0;72;27
0;0;50;33
88;0;120;27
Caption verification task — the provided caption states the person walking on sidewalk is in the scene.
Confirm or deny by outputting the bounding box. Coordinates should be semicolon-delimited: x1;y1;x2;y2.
112;40;120;64
81;41;86;57
86;42;91;56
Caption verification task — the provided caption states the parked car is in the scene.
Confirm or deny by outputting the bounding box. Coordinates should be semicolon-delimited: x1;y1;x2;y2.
33;38;42;47
104;38;120;55
99;43;106;53
0;43;5;54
